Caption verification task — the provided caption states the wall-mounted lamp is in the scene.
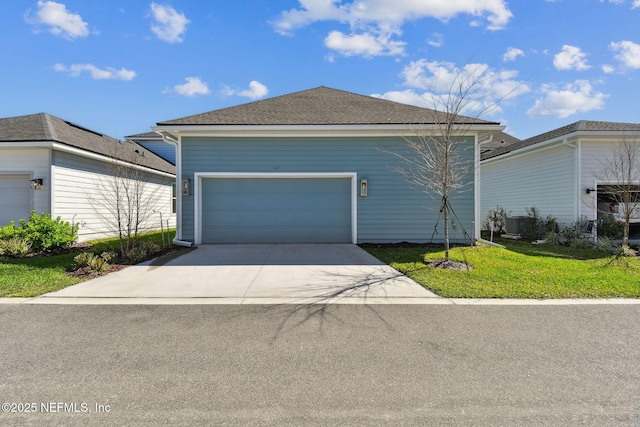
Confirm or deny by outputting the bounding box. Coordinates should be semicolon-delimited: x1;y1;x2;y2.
182;178;191;196
586;187;596;194
30;178;43;190
360;179;368;197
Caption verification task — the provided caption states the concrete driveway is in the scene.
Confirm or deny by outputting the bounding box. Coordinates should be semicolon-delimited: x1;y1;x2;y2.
42;244;437;303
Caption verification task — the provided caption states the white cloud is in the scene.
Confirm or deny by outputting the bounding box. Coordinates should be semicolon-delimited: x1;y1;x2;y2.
27;1;89;39
54;63;136;80
553;45;591;71
220;81;269;100
634;0;640;8
273;0;512;34
427;32;444;48
370;90;429;107
150;3;190;43
164;77;210;96
373;60;529;117
238;81;269;100
602;64;616;73
324;30;405;57
272;0;511;57
610;40;640;69
526;80;607;118
503;47;524;62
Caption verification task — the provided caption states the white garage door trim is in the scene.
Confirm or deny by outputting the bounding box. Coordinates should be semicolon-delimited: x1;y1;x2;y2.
193;172;358;245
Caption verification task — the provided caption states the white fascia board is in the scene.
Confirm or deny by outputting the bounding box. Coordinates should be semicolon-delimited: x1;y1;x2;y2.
51;143;175;178
481;135;574;165
152;124;504;138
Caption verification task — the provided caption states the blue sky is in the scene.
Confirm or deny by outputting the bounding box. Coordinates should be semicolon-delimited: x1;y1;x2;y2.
2;0;640;140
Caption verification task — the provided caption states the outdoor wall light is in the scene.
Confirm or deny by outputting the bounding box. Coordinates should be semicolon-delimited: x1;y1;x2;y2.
360;179;368;197
182;178;191;196
586;187;596;194
30;178;43;190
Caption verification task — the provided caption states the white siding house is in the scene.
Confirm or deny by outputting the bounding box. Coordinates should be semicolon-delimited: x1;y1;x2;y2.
480;120;640;236
0;113;176;242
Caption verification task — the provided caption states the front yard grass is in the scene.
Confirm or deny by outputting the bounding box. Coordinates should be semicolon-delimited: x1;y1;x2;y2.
0;230;174;297
364;240;640;298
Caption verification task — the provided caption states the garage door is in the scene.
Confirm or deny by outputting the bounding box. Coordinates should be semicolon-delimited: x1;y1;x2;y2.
201;177;352;243
0;175;32;226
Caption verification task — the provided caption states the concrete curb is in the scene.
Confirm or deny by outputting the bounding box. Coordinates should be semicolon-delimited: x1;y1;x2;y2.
2;297;640;305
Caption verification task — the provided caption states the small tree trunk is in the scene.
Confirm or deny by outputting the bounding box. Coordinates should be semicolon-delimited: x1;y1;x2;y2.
443;198;450;261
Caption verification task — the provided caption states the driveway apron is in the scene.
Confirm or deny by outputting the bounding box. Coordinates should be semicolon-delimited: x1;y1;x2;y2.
43;244;436;302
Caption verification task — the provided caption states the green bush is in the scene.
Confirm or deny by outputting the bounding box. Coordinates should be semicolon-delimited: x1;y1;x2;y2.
524;208;558;240
561;217;593;243
593;236;619;254
125;241;161;264
543;231;562;245
0;222;19;240
17;211;79;252
0;237;32;258
482;205;511;234
570;237;594;250
87;256;109;275
74;251;111;276
596;215;624;239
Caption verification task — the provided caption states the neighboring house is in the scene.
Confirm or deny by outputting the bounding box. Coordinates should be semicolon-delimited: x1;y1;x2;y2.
480;131;520;154
480;120;640;236
126;131;176;164
152;86;503;245
0;113;176;242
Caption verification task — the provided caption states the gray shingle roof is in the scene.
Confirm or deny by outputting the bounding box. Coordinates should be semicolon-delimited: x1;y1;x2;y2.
482;131;520;150
481;120;640;161
157;86;499;126
0;113;175;175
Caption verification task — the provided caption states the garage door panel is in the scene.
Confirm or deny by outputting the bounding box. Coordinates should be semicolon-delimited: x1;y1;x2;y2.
201;177;352;243
0;175;32;226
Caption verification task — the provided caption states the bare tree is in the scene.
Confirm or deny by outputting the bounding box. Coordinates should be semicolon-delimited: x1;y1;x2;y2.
89;141;169;256
389;64;518;261
596;131;640;249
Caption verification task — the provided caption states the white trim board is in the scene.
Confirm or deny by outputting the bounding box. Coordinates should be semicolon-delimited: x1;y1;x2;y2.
193;172;358;245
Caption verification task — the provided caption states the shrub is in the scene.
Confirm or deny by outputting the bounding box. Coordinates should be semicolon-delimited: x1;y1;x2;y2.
570;237;594;250
596;215;624;239
0;222;18;240
87;256;109;275
593;236;619;254
125;247;147;264
74;251;112;276
0;237;32;258
17;212;79;252
543;231;562;245
562;217;593;243
99;251;117;263
482;205;511;234
524;208;558;240
125;241;161;264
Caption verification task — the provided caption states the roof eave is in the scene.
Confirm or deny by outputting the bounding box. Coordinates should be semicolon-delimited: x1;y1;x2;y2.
152;123;504;137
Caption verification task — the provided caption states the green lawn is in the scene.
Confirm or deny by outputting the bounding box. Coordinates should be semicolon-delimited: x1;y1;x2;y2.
364;240;640;298
0;230;174;297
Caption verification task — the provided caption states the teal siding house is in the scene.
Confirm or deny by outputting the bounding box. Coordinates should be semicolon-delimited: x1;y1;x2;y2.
153;87;503;245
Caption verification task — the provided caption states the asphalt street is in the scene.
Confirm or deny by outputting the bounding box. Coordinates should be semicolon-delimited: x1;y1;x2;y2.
1;304;639;426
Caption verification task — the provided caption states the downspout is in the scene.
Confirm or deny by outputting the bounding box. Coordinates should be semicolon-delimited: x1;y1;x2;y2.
158;132;194;247
475;132;494;246
562;138;579;227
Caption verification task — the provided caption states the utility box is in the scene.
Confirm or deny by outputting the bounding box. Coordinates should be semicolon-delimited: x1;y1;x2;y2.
505;216;531;236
